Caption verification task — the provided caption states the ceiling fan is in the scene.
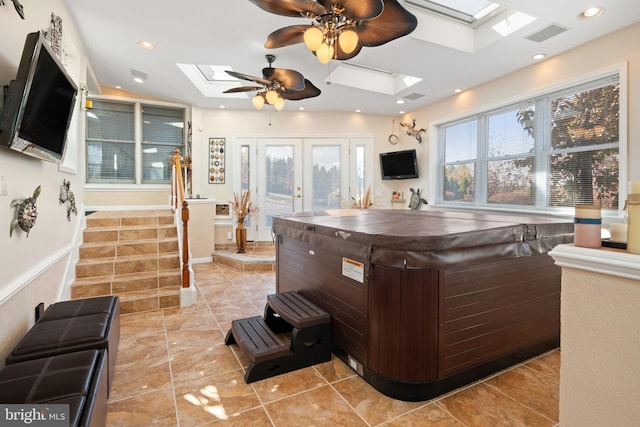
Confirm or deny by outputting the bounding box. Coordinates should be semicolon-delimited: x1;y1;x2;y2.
223;54;321;110
248;0;418;63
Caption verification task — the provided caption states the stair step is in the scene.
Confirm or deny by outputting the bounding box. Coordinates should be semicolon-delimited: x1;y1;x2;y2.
230;316;290;364
75;253;180;278
72;210;182;314
118;288;181;314
267;292;330;329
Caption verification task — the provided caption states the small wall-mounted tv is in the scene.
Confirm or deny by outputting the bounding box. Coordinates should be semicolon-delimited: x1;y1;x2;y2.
380;149;419;180
0;31;78;163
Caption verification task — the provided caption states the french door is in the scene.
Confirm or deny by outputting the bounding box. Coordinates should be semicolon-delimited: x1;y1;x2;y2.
234;136;372;241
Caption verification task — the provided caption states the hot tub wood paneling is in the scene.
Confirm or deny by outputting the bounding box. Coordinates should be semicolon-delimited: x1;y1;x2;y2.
273;209;572;401
277;236;368;363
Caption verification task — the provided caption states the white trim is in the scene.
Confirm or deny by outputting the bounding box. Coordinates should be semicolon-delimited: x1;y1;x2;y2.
549;244;640;281
192;257;213;264
84;184;170;191
59;203;86;301
84;204;169;212
0;245;73;306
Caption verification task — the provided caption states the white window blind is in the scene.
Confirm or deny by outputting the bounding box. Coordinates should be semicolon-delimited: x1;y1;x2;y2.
438;74;620;211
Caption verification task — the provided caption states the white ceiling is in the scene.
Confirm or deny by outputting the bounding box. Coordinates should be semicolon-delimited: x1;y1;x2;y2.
44;1;640;115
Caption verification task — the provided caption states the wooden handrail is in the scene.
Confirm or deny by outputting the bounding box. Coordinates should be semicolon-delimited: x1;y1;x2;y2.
172;149;190;289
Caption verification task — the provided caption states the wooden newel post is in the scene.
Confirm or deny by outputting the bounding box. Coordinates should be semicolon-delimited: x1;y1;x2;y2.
181;200;190;288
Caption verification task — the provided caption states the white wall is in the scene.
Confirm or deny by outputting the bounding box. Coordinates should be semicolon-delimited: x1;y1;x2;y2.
189;108;428;207
411;22;640;206
0;0;88;363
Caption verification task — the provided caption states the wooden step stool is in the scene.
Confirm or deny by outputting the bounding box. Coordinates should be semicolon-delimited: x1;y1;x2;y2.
225;291;331;383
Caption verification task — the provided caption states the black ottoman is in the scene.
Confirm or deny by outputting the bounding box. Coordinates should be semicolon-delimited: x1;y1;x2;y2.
39;296;119;323
6;311;118;395
0;349;107;427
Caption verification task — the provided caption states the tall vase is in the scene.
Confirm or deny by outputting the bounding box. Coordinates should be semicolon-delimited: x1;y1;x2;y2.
235;217;247;254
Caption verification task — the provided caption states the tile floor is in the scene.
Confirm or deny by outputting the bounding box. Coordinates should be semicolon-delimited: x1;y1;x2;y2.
106;261;560;426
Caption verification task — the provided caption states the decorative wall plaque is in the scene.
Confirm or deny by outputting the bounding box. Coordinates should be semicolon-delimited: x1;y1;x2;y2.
208;137;225;184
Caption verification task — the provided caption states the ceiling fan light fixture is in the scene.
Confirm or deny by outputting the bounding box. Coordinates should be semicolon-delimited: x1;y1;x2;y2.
304;26;324;51
316;43;334;64
253;94;265;109
338;29;358;54
274;97;285;111
265;89;279;104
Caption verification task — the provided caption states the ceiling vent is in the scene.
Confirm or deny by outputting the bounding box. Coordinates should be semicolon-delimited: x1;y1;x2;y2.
404;92;425;101
525;24;569;43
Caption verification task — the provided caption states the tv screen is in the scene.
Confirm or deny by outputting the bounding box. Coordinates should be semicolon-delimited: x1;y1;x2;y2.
380;149;419;180
0;31;78;163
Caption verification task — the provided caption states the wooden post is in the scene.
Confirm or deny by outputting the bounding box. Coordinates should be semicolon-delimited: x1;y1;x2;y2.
181;200;190;288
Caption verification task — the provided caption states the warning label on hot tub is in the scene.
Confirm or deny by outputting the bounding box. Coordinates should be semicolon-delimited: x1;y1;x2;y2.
342;257;364;283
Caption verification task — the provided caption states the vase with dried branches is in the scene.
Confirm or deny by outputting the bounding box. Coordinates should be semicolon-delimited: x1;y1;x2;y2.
340;186;374;209
229;190;258;253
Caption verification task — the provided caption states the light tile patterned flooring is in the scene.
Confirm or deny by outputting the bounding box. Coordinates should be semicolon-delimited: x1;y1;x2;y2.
106;261;560;426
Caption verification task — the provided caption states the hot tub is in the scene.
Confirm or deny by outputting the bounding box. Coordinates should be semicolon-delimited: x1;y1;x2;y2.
273;208;573;401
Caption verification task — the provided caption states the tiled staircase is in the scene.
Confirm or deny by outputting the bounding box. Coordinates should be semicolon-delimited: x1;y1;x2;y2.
70;210;182;314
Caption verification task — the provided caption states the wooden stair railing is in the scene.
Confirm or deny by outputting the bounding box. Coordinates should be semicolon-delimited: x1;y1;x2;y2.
171;148;190;289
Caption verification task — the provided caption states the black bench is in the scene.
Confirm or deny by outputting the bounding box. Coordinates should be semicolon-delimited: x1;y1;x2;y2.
5;296;120;395
0;349;108;427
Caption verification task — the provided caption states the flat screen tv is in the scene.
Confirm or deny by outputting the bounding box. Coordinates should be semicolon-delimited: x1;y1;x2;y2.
380;149;419;180
0;31;78;163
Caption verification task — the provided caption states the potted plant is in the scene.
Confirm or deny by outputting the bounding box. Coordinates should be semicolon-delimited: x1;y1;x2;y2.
229;190;258;253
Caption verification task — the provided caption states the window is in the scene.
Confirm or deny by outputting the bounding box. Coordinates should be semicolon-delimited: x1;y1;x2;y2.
86;101;135;183
438;74;620;212
86;100;185;184
141;105;184;183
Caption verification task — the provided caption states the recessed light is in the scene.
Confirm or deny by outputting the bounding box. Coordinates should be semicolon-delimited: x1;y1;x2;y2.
399;111;405;114
579;7;604;19
138;41;155;49
532;53;546;60
454;88;463;93
299;107;305;111
355;109;361;113
396;99;405;104
219;105;225;109
115;85;122;89
132;77;145;84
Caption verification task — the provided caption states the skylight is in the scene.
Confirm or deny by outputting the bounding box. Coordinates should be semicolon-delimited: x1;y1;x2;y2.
492;12;537;37
406;0;501;25
177;63;246;98
325;63;422;96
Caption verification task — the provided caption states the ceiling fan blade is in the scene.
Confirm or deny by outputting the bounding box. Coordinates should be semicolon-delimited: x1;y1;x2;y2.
279;79;322;100
225;70;271;86
262;67;305;91
264;25;311;49
248;0;326;17
223;86;264;94
317;0;383;20
355;0;417;47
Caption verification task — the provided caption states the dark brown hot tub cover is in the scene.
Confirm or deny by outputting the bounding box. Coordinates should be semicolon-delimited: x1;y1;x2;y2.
273;209;574;269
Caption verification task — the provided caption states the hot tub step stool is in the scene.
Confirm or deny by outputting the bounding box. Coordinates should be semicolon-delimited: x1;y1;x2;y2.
225;291;331;383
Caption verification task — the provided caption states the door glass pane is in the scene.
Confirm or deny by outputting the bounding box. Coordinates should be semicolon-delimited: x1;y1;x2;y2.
265;146;294;228
312;146;341;211
240;145;251;228
355;145;366;201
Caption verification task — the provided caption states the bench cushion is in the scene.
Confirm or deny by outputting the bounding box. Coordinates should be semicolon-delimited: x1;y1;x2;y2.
6;314;110;362
38;296;119;322
0;349;107;427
